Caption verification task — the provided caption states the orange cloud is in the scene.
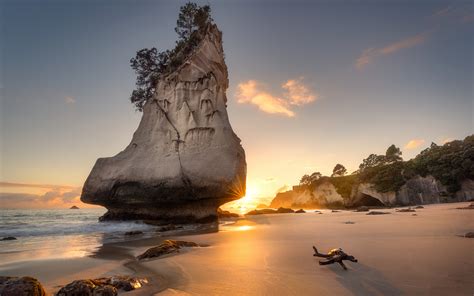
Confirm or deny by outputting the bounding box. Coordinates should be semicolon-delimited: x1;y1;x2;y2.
404;139;426;150
0;182;96;209
356;33;429;69
236;78;317;117
236;80;294;117
282;78;318;106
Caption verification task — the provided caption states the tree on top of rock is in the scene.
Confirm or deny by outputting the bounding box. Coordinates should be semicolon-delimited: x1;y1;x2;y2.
300;172;322;187
175;3;212;40
129;2;213;111
331;164;347;177
385;144;402;163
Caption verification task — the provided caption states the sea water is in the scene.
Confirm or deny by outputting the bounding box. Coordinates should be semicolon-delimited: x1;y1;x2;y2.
0;208;156;265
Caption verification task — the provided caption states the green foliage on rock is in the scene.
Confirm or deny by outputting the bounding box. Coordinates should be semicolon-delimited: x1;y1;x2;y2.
129;2;213;111
329;174;358;199
411;135;474;192
296;136;473;196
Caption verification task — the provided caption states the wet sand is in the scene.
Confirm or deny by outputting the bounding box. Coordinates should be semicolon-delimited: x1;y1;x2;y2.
1;202;473;295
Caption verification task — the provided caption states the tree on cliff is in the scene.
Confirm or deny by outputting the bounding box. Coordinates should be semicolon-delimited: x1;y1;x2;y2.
385;144;402;163
331;164;347;177
129;3;213;111
300;172;322;188
175;3;212;40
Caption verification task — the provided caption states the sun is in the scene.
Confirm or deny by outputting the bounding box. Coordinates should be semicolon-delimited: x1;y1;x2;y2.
223;184;260;214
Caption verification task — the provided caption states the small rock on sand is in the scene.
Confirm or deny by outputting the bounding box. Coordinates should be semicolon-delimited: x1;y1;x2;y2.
295;209;306;213
1;237;17;241
414;205;424;209
137;240;201;260
331;210;340;213
344;221;355;224
366;211;390;215
396;208;416;213
0;276;46;296
355;206;369;212
456;203;474;210
464;232;474;238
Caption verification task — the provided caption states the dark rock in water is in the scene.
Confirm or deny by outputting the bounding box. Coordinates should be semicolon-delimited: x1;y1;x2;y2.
414;205;424;209
217;208;240;219
396;208;416;213
157;224;177;232
69;205;80;210
331;210;340;213
355;206;369;212
137;239;201;260
124;231;143;236
344;221;355;224
56;276;147;296
80;25;246;224
1;237;17;241
412;214;418;216
464;232;474;238
94;276;148;292
276;207;294;214
366;211;390;215
245;207;294;215
0;276;46;296
295;209;306;213
56;280;116;296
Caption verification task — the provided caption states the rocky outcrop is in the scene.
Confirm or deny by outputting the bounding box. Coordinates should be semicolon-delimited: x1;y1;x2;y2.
270;180;344;208
0;276;46;296
56;276;147;296
455;179;474;201
351;176;472;206
269;175;473;208
137;240;201;260
81;25;246;223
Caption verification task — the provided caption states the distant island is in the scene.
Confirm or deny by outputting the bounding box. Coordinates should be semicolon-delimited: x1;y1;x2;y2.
270;135;474;209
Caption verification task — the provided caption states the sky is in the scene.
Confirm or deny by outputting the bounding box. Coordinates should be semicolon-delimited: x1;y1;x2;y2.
1;0;473;209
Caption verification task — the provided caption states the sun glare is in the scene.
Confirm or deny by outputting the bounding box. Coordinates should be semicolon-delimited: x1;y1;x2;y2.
223;184;261;214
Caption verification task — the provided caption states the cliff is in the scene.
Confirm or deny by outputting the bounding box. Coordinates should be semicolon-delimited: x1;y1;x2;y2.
270;175;473;209
81;25;246;223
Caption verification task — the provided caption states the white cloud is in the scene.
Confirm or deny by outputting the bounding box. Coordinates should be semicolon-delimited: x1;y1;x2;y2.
65;96;76;104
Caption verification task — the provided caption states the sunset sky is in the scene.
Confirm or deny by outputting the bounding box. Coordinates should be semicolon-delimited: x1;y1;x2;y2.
1;0;473;208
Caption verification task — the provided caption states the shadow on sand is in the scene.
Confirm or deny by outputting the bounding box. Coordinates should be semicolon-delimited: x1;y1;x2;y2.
328;263;402;296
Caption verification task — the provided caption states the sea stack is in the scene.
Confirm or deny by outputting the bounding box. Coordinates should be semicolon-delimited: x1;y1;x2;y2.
81;24;246;223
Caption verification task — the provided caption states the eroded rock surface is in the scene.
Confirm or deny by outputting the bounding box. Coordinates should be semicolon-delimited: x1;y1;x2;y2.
56;276;147;296
137;239;201;260
0;276;46;296
81;25;246;223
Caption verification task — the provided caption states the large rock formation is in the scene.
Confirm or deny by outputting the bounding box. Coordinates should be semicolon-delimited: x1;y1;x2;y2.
81;25;246;223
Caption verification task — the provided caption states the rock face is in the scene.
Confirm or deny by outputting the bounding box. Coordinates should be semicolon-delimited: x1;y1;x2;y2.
270;181;344;208
81;25;246;223
0;276;46;296
269;175;473;208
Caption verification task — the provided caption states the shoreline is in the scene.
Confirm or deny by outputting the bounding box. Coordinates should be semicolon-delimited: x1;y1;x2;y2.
1;202;473;295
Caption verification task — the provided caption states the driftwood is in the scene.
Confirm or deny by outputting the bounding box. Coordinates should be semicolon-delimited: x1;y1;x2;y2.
313;246;358;270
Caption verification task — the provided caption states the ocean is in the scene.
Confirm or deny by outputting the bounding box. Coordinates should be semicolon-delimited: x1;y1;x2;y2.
0;208;157;265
